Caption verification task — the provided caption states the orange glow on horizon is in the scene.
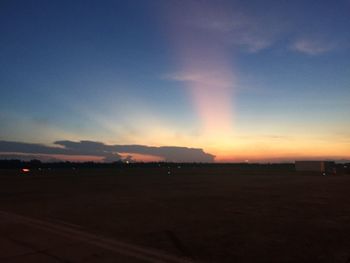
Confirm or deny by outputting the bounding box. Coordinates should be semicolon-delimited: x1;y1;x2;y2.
208;137;350;162
118;152;164;162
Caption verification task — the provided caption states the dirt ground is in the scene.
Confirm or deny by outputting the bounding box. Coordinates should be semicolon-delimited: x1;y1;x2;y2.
1;167;350;263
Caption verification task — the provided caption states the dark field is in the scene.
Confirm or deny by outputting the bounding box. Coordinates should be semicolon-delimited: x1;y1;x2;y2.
1;166;350;263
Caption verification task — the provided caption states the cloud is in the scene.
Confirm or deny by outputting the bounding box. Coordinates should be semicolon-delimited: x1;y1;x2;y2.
0;141;70;155
175;1;276;53
0;140;215;162
164;70;233;89
55;141;215;162
204;16;274;53
291;38;335;55
0;153;61;162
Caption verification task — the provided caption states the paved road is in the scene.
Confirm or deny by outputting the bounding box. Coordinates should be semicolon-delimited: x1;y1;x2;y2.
0;210;194;263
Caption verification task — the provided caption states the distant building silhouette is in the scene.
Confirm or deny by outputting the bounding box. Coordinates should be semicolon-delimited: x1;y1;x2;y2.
295;161;336;175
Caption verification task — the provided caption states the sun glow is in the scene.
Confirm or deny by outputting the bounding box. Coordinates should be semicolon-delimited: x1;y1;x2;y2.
164;1;236;146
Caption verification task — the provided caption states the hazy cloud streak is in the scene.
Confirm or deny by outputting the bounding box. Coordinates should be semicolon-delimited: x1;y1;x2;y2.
291;38;335;55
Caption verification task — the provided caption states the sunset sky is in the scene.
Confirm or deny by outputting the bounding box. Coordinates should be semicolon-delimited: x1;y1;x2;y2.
1;0;349;162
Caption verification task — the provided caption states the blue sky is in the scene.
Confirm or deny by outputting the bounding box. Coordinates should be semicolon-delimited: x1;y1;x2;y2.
0;0;349;162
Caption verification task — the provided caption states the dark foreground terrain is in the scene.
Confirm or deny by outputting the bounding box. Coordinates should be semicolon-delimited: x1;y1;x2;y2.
1;166;350;263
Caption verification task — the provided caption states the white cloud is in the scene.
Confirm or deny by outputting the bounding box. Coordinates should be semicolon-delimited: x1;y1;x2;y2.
291;38;335;55
230;33;273;53
176;2;277;53
163;69;234;89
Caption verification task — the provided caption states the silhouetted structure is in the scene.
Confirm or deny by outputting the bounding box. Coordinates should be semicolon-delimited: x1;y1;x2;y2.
295;161;336;175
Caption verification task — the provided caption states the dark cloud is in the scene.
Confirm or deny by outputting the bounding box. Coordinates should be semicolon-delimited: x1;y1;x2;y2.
0;141;69;155
0;153;61;162
0;140;215;162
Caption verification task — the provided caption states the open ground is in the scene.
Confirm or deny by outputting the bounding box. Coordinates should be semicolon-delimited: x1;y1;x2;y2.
1;166;350;263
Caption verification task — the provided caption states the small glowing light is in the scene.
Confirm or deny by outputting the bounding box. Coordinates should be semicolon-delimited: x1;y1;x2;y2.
22;168;30;173
126;161;129;164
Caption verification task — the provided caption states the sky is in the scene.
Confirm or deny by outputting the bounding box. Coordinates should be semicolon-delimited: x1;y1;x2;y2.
0;0;349;162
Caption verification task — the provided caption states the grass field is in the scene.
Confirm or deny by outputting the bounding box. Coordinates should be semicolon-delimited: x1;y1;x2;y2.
1;166;350;262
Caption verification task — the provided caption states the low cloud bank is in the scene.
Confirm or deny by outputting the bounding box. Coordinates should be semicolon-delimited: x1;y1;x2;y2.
0;140;215;162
